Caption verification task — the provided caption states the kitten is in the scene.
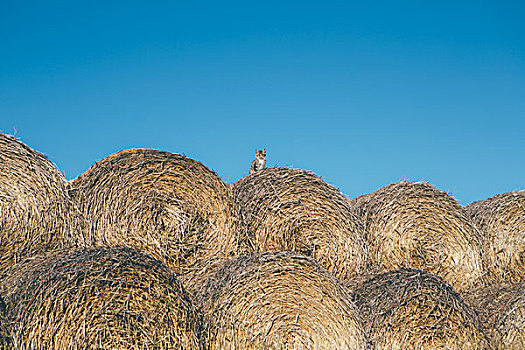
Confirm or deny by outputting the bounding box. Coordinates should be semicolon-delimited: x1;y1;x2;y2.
249;149;266;175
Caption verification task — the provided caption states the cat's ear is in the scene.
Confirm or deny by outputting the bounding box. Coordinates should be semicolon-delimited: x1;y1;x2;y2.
263;148;266;155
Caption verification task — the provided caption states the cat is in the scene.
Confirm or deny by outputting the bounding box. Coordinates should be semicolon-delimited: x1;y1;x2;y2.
249;149;266;175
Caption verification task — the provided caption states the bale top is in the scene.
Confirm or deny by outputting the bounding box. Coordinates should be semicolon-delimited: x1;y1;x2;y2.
197;251;368;350
231;167;367;284
0;246;203;349
351;268;490;350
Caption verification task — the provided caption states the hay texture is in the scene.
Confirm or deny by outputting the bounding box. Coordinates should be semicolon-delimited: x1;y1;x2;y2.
352;268;489;350
355;181;483;292
0;246;203;349
197;251;368;350
231;167;366;283
0;133;79;272
465;191;525;283
70;148;242;292
467;282;525;350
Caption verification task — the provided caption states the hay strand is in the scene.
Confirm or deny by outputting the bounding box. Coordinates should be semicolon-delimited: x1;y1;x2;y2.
231;167;367;283
465;191;525;283
197;251;368;350
355;181;484;291
69;148;243;293
351;268;490;349
0;246;203;349
0;133;80;272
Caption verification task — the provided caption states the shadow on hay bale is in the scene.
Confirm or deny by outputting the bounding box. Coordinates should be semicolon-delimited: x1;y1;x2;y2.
465;191;525;283
0;296;10;349
231;167;367;284
197;251;368;350
0;246;203;349
0;133;81;272
351;268;490;350
69;148;243;293
466;282;525;350
354;181;484;292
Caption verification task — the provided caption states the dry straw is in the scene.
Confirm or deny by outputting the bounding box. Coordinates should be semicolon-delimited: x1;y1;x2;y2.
0;133;80;272
466;282;525;350
354;181;484;292
231;167;367;284
0;246;203;349
69;148;242;293
465;191;525;283
351;268;490;350
197;251;368;350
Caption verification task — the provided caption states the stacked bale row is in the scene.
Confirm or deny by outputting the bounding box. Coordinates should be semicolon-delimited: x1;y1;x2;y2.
0;133;80;272
1;137;230;348
3;132;519;349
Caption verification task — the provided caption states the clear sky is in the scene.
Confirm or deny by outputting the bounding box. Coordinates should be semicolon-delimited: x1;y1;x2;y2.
1;1;524;205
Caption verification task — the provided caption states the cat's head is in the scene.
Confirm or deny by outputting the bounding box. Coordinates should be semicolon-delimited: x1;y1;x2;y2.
255;149;266;159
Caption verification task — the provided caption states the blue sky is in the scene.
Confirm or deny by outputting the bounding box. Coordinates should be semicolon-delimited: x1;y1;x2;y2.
1;1;524;205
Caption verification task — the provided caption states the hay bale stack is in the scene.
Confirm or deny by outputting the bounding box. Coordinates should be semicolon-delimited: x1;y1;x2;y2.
356;181;483;291
465;191;525;283
231;167;367;283
352;268;490;350
0;133;80;272
0;246;203;349
70;148;242;292
466;283;525;349
197;251;368;350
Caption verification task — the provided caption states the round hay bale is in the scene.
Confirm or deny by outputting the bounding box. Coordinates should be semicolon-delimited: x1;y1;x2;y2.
69;148;243;293
197;251;368;350
351;268;490;350
465;191;525;283
466;282;525;350
0;246;203;349
356;181;484;292
0;133;80;272
231;167;367;283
